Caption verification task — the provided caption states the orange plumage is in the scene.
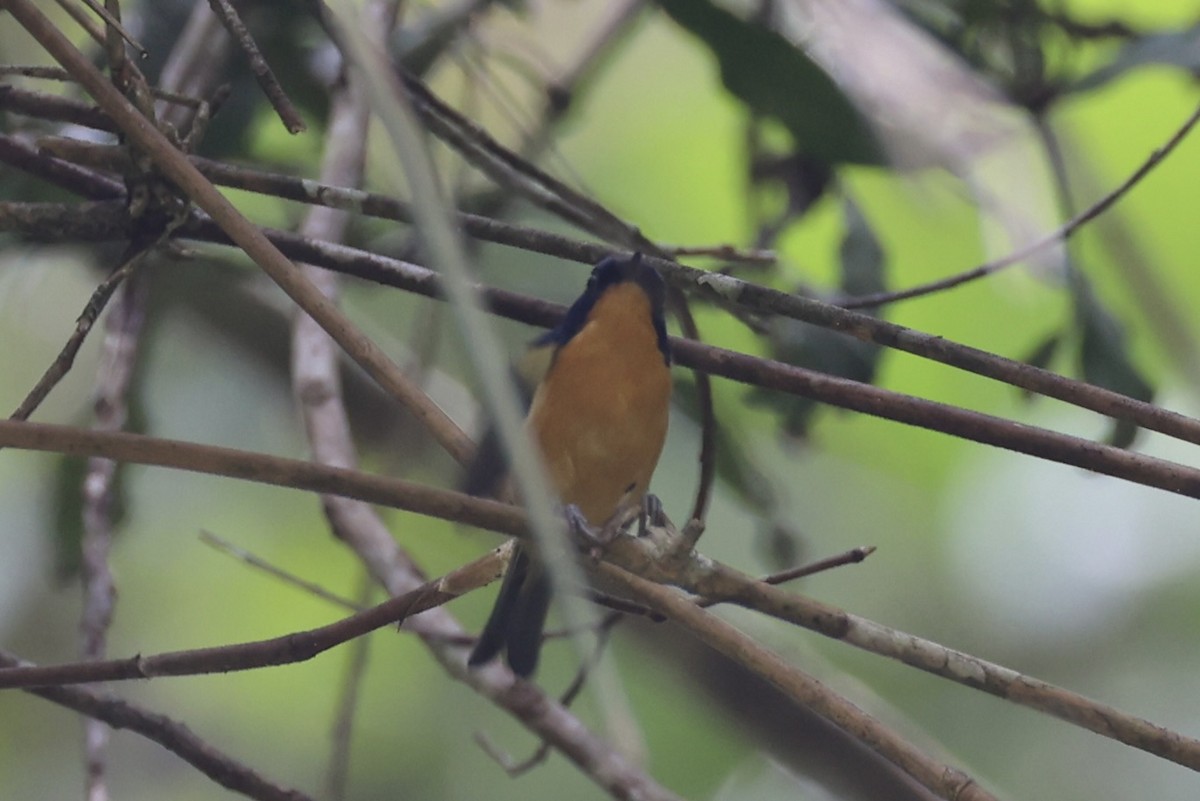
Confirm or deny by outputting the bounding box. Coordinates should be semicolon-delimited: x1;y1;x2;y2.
526;279;671;525
467;254;671;676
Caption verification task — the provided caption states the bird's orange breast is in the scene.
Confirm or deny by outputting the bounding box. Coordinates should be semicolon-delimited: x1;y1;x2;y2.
526;281;671;525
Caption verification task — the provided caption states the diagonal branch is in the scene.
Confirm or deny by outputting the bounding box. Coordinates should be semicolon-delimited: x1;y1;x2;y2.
596;563;999;801
203;0;305;133
3;0;475;468
10;242;146;420
839;99;1200;308
0;551;505;689
603;529;1200;773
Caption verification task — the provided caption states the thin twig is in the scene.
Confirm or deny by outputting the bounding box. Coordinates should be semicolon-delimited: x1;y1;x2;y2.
586;546;879;622
9;245;145;421
839;99;1200;308
80;270;145;801
0;552;506;689
0;419;528;533
77;0;146;57
0;67;205;107
203;0;306;133
4;0;476;468
52;0;107;46
0;133;123;198
394;66;651;247
198;530;362;610
0;64;75;79
612;539;1200;773
153;1;233;132
596;563;999;801
0;86;118;131
753;545;876;588
476;613;623;776
676;296;717;523
325;575;374;801
2;650;316;801
664;243;777;264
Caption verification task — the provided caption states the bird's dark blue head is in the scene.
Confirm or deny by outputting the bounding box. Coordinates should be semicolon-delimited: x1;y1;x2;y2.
536;253;670;364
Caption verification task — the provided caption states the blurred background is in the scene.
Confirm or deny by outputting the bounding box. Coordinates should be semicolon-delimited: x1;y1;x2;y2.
3;0;1200;799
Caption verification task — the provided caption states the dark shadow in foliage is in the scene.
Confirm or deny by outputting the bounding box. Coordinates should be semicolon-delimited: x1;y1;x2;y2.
656;0;883;166
1072;270;1155;448
749;194;886;437
1071;25;1200;94
1018;270;1155;449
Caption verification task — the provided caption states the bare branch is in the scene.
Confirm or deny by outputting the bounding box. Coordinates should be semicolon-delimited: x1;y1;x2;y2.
79;271;146;801
596;563;999;801
0;551;503;689
29;148;1192;456
5;0;475;467
2;649;314;801
76;0;145;57
199;530;362;610
0;85;118;130
9;246;144;421
0;419;526;533
203;0;306;133
325;575;373;801
7;198;1200;502
0;414;1195;778
839;99;1200;308
0;132;123;198
606;533;1200;773
52;0;105;43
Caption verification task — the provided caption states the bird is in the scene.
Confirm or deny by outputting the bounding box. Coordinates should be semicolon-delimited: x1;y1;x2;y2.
465;252;672;677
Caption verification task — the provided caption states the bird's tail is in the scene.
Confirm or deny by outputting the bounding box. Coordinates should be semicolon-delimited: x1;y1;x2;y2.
468;545;552;677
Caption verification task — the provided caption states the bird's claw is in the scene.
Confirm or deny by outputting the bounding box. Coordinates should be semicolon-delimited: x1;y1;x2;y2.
562;504;606;560
638;493;666;537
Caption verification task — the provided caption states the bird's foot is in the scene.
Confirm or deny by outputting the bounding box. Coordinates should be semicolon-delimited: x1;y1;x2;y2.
563;504;605;560
637;493;667;537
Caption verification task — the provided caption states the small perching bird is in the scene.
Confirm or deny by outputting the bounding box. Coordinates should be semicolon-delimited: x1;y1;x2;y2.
466;253;672;677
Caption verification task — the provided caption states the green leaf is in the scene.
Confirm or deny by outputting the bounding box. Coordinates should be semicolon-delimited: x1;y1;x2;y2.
1071;272;1155;448
1018;331;1062;401
51;454;86;582
757;519;806;571
839;194;886;299
750;316;883;436
750;197;887;435
656;0;882;165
